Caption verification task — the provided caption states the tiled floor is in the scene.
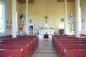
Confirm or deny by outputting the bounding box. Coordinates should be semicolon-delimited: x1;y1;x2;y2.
32;38;57;57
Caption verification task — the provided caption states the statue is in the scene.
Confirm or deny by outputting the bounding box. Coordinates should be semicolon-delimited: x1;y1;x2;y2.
19;14;24;35
44;16;49;29
44;16;48;23
58;18;64;35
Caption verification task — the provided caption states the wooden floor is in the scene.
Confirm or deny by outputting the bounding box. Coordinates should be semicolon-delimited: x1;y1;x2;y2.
32;38;57;57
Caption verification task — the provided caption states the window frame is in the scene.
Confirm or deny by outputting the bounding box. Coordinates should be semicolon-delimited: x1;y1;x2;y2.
0;0;6;33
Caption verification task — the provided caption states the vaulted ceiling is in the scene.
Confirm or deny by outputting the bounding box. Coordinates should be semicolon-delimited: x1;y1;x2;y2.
17;0;74;4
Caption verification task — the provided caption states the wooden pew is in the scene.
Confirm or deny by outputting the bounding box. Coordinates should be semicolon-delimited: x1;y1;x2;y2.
65;49;86;57
52;35;86;57
0;49;23;57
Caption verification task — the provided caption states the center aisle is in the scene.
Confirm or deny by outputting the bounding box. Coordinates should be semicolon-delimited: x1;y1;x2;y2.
32;38;57;57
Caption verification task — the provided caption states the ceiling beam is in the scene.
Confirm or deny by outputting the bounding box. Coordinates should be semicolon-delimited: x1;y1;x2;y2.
58;0;74;2
17;0;34;4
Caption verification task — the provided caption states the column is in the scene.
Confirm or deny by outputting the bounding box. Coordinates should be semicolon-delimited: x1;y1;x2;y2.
26;0;29;35
12;0;17;38
64;0;68;34
75;0;81;37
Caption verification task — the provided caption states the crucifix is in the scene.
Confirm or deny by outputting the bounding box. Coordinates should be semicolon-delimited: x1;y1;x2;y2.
44;16;48;23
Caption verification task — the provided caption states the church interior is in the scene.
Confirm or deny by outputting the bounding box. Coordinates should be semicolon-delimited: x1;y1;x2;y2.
0;0;86;57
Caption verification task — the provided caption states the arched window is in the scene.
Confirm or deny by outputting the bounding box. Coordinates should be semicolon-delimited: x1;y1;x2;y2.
0;0;6;33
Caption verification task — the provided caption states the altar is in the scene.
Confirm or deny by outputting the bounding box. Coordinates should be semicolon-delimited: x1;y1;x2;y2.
39;28;54;35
